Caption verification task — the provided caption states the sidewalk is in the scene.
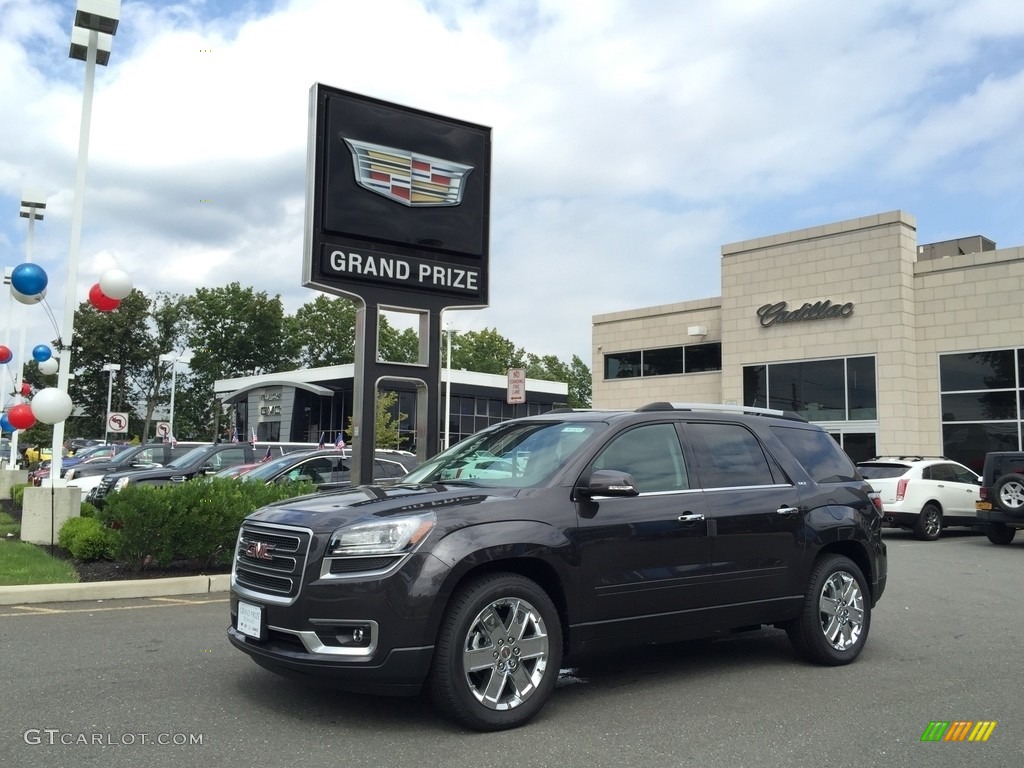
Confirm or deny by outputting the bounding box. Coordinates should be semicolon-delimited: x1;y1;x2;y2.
0;574;231;605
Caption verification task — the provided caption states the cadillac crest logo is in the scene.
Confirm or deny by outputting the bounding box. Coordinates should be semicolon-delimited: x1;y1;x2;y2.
344;138;473;207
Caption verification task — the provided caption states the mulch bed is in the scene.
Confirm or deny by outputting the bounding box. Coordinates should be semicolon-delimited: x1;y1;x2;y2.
2;497;231;583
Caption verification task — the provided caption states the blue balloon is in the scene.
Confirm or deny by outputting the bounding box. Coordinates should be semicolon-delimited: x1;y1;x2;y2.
0;414;12;433
32;344;52;363
10;263;48;296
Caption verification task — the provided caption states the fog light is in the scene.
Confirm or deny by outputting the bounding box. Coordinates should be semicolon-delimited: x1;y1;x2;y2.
352;627;365;644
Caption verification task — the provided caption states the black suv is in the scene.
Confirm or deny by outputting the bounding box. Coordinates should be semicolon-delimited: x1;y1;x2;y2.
976;451;1024;544
228;403;887;731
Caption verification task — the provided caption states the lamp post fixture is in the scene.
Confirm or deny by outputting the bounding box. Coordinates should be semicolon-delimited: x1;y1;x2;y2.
49;0;120;486
159;353;192;441
442;322;455;451
9;190;47;469
101;363;120;442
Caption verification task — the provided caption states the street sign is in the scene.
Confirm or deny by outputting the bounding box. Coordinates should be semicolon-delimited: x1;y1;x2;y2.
107;412;129;433
507;368;526;405
156;422;170;439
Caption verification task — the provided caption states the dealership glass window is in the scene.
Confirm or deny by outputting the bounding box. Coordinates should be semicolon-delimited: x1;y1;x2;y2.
604;343;722;380
742;356;876;422
939;348;1024;470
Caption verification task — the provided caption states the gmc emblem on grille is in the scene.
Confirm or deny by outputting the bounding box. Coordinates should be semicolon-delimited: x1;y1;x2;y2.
245;540;275;561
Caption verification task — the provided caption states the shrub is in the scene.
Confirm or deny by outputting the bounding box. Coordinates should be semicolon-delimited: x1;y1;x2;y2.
58;516;116;561
11;484;30;507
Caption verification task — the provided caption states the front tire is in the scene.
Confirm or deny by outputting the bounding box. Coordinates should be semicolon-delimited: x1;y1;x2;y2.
986;523;1017;545
429;573;563;731
787;554;871;666
913;503;942;541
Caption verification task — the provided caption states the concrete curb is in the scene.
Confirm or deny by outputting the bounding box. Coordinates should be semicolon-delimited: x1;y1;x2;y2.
0;574;232;605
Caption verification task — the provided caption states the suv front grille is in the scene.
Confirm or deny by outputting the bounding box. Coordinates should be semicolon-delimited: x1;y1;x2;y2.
234;523;312;603
92;477;115;503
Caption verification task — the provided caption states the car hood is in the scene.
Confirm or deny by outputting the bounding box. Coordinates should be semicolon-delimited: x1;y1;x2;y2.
245;482;522;533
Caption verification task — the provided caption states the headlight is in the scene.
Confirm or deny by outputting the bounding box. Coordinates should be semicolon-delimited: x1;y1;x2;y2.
328;512;435;556
113;477;131;492
65;468;76;480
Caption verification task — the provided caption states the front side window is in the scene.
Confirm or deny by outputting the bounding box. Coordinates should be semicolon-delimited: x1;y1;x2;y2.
591;423;689;493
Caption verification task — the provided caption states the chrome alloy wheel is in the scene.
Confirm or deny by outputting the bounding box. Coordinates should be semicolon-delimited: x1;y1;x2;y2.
998;480;1024;510
818;570;865;651
461;596;551;711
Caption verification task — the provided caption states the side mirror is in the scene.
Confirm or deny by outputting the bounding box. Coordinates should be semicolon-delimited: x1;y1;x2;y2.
577;469;640;499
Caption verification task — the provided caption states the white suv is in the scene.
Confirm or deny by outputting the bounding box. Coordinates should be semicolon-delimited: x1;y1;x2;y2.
856;456;981;541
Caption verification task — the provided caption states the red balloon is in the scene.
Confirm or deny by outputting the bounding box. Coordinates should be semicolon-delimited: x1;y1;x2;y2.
20;382;31;396
7;403;36;430
0;345;11;364
89;283;120;312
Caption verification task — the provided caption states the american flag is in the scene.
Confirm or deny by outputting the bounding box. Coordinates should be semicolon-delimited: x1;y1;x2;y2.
260;446;272;463
250;428;257;447
231;429;239;443
335;433;346;450
318;432;326;449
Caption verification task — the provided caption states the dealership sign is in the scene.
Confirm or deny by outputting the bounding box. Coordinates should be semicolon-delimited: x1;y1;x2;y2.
302;84;491;309
757;299;854;328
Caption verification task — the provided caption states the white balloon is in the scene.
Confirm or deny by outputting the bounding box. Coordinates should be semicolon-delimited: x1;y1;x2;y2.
11;286;45;305
31;387;73;424
38;358;59;375
99;268;133;300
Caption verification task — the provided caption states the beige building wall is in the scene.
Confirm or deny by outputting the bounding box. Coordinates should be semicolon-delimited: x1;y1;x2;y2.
591;208;1024;460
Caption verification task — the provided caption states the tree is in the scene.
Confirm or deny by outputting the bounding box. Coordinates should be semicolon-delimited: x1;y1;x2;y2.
345;389;407;449
450;328;525;375
184;283;300;439
286;295;358;367
524;353;592;408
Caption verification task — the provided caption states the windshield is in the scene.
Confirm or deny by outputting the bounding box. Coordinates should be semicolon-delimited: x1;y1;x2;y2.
166;445;215;468
403;419;605;487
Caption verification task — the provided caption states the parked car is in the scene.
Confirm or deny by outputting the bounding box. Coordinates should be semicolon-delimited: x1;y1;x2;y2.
229;402;887;731
856;456;981;541
230;448;417;490
976;451;1024;544
90;442;319;507
67;441;206;496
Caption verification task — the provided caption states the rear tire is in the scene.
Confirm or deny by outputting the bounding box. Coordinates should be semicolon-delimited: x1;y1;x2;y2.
986;523;1016;545
429;573;562;731
994;474;1024;515
913;503;942;541
787;554;871;666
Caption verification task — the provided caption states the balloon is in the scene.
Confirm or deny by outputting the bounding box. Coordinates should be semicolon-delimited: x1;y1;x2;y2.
32;344;52;362
10;263;48;296
7;403;35;430
0;345;11;364
30;387;73;424
20;382;31;396
11;286;45;304
38;358;59;375
88;283;120;312
0;414;12;433
99;268;133;300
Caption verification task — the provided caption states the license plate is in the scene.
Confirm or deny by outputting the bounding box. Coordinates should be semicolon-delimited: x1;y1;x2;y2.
237;600;265;640
976;501;993;511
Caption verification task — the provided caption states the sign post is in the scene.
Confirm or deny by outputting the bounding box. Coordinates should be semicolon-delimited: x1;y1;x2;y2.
303;85;491;483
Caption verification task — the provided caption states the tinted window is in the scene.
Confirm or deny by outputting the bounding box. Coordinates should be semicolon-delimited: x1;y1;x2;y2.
940;350;1015;391
592;423;689;492
773;426;858;483
687;423;776;488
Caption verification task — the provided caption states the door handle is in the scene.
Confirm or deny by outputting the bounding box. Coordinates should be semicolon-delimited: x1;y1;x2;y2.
776;506;800;516
677;514;705;522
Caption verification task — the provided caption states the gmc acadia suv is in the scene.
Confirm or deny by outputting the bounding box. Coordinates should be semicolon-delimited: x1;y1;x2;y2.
228;403;887;731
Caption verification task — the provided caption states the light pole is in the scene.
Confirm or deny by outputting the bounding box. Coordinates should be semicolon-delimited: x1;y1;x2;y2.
159;353;192;441
7;190;46;469
49;0;119;486
443;322;455;450
101;363;120;442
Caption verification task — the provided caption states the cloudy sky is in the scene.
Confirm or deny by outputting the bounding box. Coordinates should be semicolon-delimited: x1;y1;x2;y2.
2;0;1024;370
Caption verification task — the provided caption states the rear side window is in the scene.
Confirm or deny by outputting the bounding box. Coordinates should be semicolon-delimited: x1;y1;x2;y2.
686;423;777;489
773;426;858;483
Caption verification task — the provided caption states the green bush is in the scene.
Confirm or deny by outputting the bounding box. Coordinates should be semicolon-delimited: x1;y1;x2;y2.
57;516;116;561
97;478;315;571
79;501;99;519
11;484;30;507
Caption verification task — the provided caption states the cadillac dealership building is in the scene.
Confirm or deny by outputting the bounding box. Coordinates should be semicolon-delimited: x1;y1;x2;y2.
592;210;1024;471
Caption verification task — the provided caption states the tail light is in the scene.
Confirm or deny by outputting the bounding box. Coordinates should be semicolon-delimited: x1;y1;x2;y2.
896;478;909;501
869;491;884;517
979;486;989;501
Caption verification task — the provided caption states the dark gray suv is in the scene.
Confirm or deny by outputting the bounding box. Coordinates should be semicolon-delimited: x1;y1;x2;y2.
228;403;887;731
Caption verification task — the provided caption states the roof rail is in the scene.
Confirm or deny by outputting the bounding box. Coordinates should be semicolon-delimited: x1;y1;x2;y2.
636;402;807;422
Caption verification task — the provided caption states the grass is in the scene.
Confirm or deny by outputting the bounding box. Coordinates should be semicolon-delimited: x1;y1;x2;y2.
0;517;79;585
